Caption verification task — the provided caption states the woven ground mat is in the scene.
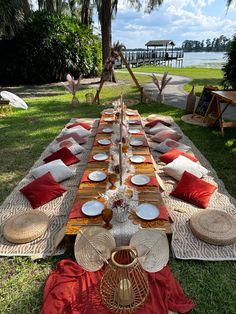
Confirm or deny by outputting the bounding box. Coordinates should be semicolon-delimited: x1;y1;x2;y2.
0;118;99;257
143;115;236;261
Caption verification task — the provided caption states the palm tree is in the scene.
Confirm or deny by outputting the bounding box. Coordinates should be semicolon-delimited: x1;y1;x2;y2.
96;0;164;64
0;0;30;38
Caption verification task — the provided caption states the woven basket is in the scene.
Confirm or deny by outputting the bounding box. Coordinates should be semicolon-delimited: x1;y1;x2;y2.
3;210;49;244
189;209;236;246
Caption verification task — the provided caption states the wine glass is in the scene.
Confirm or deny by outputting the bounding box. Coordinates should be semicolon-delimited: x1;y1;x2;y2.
102;208;113;230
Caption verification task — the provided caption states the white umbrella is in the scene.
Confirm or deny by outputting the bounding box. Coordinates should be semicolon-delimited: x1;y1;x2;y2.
0;91;28;109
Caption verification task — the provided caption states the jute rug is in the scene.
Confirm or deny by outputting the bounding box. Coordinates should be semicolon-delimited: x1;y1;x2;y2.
145;115;236;261
0;118;99;257
1;114;236;260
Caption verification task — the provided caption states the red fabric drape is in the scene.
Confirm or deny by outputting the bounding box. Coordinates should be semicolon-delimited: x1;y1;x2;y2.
40;259;194;314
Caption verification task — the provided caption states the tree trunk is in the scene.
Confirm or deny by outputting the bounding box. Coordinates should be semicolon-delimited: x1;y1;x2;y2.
69;0;76;16
81;0;91;26
45;0;55;12
100;0;112;64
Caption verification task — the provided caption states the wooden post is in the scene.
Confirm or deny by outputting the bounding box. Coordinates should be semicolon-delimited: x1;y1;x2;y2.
119;52;141;89
93;79;105;104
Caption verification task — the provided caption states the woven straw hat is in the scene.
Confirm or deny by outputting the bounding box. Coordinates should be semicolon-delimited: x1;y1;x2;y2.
130;229;169;272
74;226;116;272
3;210;49;244
190;210;236;246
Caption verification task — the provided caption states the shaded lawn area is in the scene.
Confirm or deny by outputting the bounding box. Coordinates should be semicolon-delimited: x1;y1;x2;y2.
0;77;236;313
118;66;224;95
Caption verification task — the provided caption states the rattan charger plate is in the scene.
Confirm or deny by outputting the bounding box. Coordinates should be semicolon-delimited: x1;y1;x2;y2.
189;210;236;246
3;210;49;244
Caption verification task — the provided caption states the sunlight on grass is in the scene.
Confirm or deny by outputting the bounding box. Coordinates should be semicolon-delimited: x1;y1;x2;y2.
0;69;236;313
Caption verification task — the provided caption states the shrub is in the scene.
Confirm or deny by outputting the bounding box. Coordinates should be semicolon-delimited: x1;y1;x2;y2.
0;11;102;85
222;34;236;89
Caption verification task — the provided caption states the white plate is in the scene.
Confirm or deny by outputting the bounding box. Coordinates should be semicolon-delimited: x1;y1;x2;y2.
128;129;140;134
81;200;105;216
104;117;113;122
126;111;137;116
102;128;113;133
98;139;111;146
130;139;143;147
88;171;107;182
131;175;150;186
0;91;28;109
130;156;145;164
136;203;160;220
128;120;139;124
93;153;109;161
104;110;114;115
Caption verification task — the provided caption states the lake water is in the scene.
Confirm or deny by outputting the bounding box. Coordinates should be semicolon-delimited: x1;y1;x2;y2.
183;51;227;68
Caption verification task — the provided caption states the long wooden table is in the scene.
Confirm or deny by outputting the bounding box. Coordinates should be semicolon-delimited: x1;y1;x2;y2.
204;90;236;135
65;109;171;241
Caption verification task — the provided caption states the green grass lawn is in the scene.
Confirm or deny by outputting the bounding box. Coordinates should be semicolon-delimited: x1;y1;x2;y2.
118;65;224;95
0;70;236;313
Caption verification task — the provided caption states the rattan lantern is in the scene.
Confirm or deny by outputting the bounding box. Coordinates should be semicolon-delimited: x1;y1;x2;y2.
100;246;149;313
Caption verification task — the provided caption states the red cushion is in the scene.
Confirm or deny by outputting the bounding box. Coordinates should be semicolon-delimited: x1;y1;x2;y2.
160;149;198;164
145;119;171;128
56;132;87;145
20;172;67;209
151;130;182;143
67;122;91;130
171;171;217;208
43;147;79;166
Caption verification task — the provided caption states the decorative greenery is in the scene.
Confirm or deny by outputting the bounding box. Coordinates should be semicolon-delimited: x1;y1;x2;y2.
0;11;102;85
222;33;236;89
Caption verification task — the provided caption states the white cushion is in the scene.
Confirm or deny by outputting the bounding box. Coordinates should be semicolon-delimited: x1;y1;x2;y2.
31;159;75;182
148;123;171;135
163;155;208;181
62;125;91;137
51;137;85;154
152;138;191;153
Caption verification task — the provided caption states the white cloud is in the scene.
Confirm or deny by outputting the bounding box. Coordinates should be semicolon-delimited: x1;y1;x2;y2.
111;0;236;48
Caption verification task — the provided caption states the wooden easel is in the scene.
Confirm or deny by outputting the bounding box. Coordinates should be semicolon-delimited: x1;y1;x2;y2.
93;51;144;104
203;93;222;127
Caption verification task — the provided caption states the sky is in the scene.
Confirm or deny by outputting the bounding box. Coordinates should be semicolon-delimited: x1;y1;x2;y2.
98;0;236;49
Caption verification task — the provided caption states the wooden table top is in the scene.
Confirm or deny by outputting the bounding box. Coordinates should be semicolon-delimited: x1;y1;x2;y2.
212;91;236;104
65;109;171;236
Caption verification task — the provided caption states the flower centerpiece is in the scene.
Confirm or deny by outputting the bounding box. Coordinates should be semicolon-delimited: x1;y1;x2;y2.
100;186;135;223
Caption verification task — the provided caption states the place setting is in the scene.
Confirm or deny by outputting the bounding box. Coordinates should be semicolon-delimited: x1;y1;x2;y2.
88;153;109;163
80;170;108;185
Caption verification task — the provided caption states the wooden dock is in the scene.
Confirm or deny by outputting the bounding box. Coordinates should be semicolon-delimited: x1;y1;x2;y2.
115;50;184;68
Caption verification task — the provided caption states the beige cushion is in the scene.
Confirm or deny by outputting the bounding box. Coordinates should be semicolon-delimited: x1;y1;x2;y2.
51;137;85;155
163;155;208;181
31;159;75;182
62;125;91;137
148;123;171;135
152;138;191;153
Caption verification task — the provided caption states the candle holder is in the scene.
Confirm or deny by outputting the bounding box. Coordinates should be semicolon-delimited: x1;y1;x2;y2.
100;246;149;313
